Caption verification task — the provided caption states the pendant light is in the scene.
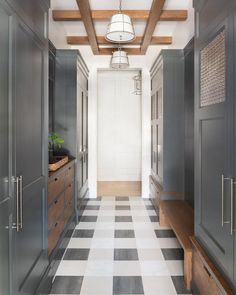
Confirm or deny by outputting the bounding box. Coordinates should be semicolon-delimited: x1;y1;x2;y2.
110;47;129;69
105;0;135;43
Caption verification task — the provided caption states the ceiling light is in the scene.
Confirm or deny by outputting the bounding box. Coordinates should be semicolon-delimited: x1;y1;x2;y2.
105;0;135;43
110;48;129;69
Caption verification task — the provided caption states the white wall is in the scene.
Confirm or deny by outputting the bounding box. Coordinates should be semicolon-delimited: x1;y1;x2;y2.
97;71;142;181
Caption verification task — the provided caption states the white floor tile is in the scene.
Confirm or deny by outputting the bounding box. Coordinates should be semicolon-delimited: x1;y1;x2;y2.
88;249;114;261
114;238;137;248
82;210;100;216
85;261;113;276
93;229;114;238
136;238;160;249
115;210;133;216
135;229;156;239
158;238;182;249
96;216;115;222
76;222;97;230
113;261;141;276
80;276;113;295
95;222;115;230
90;238;114;249
140;261;170;276
56;261;87;276
115;222;134;230
67;238;92;249
138;249;165;261
166;260;184;275
142;276;177;295
132;215;151;222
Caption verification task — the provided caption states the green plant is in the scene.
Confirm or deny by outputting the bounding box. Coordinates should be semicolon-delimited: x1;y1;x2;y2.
48;133;65;152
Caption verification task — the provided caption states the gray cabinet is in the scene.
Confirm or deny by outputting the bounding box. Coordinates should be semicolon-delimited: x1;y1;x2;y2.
194;0;236;291
150;50;185;204
54;50;89;217
0;3;11;294
0;0;49;294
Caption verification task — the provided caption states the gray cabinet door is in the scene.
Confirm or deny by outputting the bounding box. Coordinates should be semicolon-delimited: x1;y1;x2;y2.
82;93;88;186
12;19;48;295
195;19;234;279
0;3;11;294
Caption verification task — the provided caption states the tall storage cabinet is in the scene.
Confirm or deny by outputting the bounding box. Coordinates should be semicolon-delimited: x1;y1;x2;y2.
0;0;49;294
150;50;185;208
54;50;89;216
193;0;236;291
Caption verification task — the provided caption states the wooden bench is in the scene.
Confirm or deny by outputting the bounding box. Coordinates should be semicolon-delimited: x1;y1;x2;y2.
160;200;194;290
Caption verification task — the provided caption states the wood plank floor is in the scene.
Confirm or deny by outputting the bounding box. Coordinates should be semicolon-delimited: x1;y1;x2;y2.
97;181;142;197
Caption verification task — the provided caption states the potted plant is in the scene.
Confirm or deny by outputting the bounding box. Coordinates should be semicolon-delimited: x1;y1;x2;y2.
48;133;69;171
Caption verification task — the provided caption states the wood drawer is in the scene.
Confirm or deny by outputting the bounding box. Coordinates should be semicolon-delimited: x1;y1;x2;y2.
193;248;223;295
149;176;161;208
48;218;64;255
48;193;65;230
65;164;74;187
64;200;74;223
48;172;65;205
65;183;74;205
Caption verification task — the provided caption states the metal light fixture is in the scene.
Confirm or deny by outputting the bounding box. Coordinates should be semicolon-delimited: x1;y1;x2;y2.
132;74;142;95
105;0;135;43
110;47;129;69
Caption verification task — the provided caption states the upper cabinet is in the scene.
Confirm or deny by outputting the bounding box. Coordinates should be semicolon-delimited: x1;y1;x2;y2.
150;50;185;207
194;0;236;291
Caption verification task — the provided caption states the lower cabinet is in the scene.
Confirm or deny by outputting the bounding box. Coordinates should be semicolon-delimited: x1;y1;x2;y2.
48;160;75;255
149;175;162;209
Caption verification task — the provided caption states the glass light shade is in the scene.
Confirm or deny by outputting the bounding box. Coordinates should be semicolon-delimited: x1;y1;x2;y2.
110;50;129;69
106;13;135;43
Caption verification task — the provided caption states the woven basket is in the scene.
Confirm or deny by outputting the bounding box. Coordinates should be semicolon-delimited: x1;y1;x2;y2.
49;156;69;172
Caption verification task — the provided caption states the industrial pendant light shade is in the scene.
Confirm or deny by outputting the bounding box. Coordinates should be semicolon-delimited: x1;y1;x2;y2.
110;49;129;69
105;0;135;43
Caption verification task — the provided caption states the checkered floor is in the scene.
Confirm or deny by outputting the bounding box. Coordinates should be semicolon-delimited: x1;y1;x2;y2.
50;197;191;295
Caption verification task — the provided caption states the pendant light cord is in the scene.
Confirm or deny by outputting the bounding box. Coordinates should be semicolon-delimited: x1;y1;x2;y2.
119;0;122;12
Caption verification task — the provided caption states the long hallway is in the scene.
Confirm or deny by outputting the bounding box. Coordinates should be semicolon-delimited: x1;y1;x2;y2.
50;197;190;295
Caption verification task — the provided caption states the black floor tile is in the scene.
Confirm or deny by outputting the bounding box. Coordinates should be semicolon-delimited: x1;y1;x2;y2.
115;205;131;210
114;249;139;261
146;205;155;210
115;230;135;238
115;216;133;222
85;205;100;210
73;229;94;238
113;276;144;294
171;276;192;294
116;197;129;201
80;216;98;222
155;229;176;238
161;248;184;260
54;248;66;260
50;276;83;294
63;249;90;260
149;215;159;222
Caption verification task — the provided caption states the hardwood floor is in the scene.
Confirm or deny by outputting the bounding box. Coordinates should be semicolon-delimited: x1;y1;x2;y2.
97;181;142;197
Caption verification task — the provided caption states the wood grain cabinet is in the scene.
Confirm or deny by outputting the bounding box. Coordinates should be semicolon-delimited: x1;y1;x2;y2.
48;160;75;255
193;0;236;292
150;50;185;208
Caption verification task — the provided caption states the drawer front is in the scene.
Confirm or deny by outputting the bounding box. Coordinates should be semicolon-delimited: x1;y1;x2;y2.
150;178;161;208
48;172;65;204
65;183;74;206
48;219;64;255
48;193;65;230
65;164;75;187
64;199;74;224
192;249;223;295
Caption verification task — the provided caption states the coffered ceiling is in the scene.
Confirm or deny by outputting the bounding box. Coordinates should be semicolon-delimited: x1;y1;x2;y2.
50;0;192;56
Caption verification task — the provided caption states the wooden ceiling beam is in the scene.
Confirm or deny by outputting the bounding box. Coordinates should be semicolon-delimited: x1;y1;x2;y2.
75;0;99;54
52;9;188;22
67;36;173;45
141;0;166;54
98;48;143;56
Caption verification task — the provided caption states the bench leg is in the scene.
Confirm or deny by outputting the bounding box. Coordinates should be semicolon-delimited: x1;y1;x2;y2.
159;206;171;227
184;251;192;290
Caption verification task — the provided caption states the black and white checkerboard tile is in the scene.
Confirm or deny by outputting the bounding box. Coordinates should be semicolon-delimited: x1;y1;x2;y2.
50;197;191;295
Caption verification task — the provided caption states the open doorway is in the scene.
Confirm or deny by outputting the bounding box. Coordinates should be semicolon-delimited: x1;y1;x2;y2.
97;70;142;196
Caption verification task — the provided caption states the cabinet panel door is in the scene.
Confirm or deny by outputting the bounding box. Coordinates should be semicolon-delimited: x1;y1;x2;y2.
0;3;11;294
195;20;234;279
82;93;88;185
13;19;47;295
77;88;83;195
